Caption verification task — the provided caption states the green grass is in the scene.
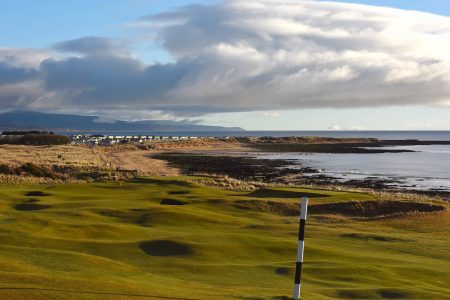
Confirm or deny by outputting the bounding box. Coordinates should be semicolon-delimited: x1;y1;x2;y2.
0;177;448;299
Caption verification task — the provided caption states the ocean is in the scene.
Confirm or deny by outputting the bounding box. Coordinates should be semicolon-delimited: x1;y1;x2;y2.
259;144;450;192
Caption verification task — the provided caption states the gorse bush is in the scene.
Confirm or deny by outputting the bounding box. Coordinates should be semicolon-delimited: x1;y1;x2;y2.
19;163;58;179
0;164;19;175
0;133;70;145
0;163;59;179
1;131;54;135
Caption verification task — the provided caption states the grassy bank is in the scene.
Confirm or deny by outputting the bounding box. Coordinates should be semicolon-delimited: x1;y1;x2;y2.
0;177;448;299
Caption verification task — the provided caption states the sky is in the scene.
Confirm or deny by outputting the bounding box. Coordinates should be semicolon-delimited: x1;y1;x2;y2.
0;0;450;130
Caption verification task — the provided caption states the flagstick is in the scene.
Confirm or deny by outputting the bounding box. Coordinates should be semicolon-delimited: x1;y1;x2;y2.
293;197;308;299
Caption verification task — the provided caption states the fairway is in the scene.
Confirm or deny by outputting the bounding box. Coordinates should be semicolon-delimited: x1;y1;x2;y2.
0;177;449;299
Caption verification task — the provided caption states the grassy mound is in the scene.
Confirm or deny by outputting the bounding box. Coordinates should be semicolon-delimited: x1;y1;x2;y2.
247;188;327;199
0;177;448;299
234;199;299;216
97;209;155;227
309;200;445;218
233;197;445;218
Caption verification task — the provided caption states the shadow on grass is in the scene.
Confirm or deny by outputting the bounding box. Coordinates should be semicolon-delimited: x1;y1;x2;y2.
139;240;193;256
271;297;291;300
378;289;409;299
234;200;299;216
338;290;371;299
309;200;445;218
160;198;188;205
342;233;405;242
241;188;328;199
14;201;50;211
337;289;408;299
25;191;50;197
274;267;292;276
98;209;154;227
92;184;140;190
168;190;190;195
0;287;196;299
129;178;195;187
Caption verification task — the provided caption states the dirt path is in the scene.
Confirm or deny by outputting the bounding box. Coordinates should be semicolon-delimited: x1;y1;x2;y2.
111;150;180;176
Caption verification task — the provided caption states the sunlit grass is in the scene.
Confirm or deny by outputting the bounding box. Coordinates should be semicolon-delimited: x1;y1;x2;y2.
0;177;448;299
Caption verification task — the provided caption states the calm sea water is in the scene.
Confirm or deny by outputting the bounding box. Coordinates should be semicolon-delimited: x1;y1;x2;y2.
259;144;450;191
64;130;450;141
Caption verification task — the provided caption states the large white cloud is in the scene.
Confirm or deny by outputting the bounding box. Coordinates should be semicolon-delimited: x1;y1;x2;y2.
144;0;450;111
1;0;450;117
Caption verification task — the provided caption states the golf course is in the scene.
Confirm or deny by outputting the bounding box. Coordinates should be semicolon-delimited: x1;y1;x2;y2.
0;177;449;299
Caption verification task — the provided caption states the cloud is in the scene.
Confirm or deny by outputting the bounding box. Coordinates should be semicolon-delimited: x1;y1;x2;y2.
138;0;450;112
258;111;282;118
0;49;52;110
92;116;117;124
0;62;38;85
403;122;433;128
2;0;450;118
53;36;129;56
329;124;366;130
0;48;53;68
40;55;190;106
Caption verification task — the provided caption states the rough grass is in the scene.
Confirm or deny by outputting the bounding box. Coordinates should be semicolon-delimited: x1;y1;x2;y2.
0;177;448;299
0;144;113;169
0;145;118;183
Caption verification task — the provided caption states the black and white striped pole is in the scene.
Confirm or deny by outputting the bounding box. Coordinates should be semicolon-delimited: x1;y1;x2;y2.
294;197;308;299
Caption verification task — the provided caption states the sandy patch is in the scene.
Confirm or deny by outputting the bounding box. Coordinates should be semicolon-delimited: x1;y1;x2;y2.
110;150;180;176
110;141;252;176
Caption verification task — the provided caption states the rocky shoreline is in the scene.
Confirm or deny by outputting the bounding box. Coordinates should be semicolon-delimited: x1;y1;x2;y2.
154;152;450;197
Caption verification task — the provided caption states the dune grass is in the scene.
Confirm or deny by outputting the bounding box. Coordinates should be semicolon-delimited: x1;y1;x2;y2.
0;177;448;299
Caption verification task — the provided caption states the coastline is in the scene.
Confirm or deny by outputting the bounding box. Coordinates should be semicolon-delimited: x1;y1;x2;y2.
154;151;450;197
0;136;448;196
151;143;450;197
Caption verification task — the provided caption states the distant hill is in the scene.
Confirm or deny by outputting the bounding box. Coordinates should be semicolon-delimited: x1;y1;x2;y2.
0;111;244;132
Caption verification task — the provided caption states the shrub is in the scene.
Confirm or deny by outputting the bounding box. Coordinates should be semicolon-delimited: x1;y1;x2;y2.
19;163;58;179
0;134;70;145
18;134;70;145
0;164;19;175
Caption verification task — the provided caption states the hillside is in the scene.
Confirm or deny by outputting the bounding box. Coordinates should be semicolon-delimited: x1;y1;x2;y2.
0;177;448;299
0;111;244;132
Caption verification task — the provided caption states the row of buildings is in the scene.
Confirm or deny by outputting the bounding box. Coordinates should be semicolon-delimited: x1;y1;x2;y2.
70;134;200;145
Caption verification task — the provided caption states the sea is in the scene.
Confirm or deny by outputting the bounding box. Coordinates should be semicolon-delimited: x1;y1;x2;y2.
258;144;450;192
64;131;450;192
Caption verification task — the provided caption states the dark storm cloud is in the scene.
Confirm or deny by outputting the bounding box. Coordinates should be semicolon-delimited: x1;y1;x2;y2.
0;62;38;85
40;54;191;105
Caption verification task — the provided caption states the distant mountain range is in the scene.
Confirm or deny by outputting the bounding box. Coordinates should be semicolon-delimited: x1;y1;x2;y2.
0;111;244;132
